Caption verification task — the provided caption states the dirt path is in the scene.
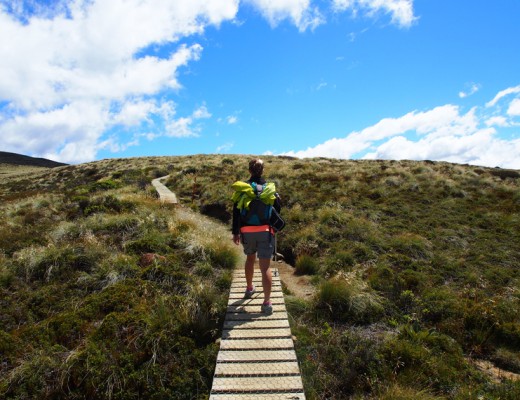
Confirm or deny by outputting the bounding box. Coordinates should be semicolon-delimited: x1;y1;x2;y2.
274;259;315;299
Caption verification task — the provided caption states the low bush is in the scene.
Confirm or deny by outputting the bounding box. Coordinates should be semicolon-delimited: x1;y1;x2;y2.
321;250;355;276
208;246;237;270
317;275;384;324
125;231;174;255
295;254;319;275
492;347;520;374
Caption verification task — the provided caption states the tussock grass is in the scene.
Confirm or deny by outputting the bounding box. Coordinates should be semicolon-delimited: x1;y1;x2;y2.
317;272;385;324
1;154;519;399
0;159;239;399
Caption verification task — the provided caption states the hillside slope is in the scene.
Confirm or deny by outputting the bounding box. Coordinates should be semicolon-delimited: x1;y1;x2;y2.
1;155;519;399
0;151;67;168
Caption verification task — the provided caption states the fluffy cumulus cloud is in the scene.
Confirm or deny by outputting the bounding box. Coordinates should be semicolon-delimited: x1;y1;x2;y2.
0;0;417;163
0;0;240;163
284;86;520;169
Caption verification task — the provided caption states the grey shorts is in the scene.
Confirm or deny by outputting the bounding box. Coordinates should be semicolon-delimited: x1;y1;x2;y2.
241;231;274;259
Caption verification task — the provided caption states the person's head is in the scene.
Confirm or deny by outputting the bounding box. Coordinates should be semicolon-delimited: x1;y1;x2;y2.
249;158;264;178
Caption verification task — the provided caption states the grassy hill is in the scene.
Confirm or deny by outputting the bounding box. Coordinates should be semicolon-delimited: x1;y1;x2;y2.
0;152;68;186
0;151;67;168
1;155;519;399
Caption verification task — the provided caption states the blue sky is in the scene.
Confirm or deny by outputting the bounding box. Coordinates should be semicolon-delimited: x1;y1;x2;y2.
1;0;519;168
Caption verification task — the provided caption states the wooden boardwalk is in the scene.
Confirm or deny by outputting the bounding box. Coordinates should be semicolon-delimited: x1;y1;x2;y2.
210;268;306;400
151;175;178;204
150;179;305;398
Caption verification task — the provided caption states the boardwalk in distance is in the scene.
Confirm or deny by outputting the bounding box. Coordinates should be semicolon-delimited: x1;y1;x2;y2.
151;175;178;204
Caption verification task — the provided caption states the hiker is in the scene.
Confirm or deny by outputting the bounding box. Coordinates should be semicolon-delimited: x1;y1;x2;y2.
231;158;282;315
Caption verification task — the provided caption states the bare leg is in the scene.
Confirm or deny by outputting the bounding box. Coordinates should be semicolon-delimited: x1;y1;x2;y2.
245;253;256;289
259;257;272;303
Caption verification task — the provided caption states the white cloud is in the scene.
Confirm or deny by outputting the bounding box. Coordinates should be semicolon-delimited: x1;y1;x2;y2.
508;98;520;116
283;87;520;168
165;105;212;138
363;128;520;169
226;115;239;124
0;0;418;163
485;116;509;128
486;85;520;107
333;0;417;28
0;0;238;162
459;82;481;98
216;142;234;152
192;104;212;119
245;0;324;31
316;82;328;91
111;99;160;127
0;101;109;163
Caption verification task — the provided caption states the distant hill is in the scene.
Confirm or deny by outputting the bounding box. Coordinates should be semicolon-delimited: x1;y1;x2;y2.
0;151;67;168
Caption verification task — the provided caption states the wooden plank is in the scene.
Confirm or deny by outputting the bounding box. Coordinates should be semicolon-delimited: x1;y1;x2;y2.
225;311;288;321
223;319;290;330
217;350;298;362
231;277;281;283
214;361;301;376
229;288;283;299
231;282;281;289
222;328;292;339
228;298;285;306
210;393;305;400
233;269;279;277
226;304;286;313
211;376;304;392
219;338;294;350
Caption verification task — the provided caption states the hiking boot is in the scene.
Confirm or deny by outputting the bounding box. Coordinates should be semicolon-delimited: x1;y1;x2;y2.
261;301;273;315
244;285;255;299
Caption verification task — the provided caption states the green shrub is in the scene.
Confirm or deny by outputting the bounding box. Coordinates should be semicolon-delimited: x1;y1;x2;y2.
208;246;237;270
215;270;233;291
0;329;19;356
0;263;14;288
391;233;432;260
0;225;48;256
485;381;520;400
495;322;520;350
383;324;468;395
178;283;226;345
89;179;121;192
295;326;388;397
125;231;173;255
1;345;67;399
376;384;443;400
492;347;520;374
47;311;86;348
67;194;135;218
317;275;384;324
321;250;355;276
14;245;104;282
295;254;319;275
285;296;311;318
368;263;395;293
193;261;214;277
221;158;234;165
